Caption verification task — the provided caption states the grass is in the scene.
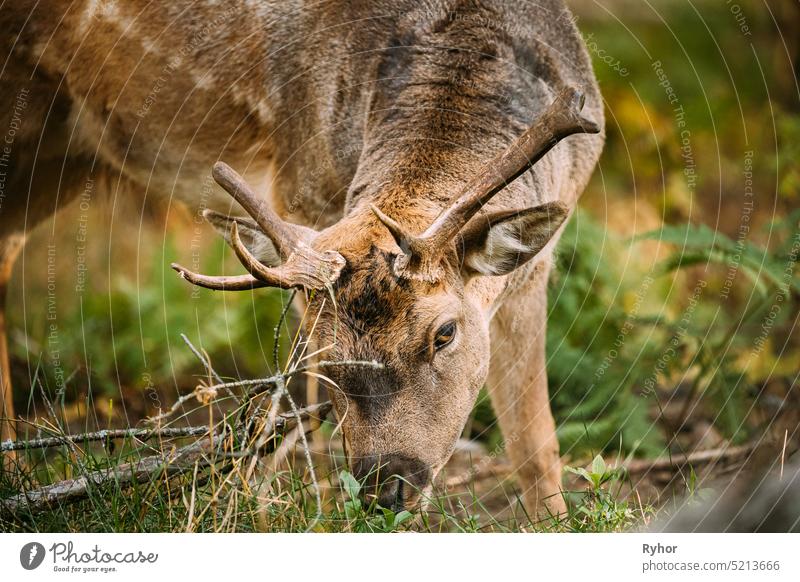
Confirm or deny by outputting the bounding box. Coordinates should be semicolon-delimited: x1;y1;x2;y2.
1;428;656;533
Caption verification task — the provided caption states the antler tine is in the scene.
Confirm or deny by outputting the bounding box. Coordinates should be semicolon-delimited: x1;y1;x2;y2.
170;263;269;291
212;161;300;261
173;222;347;292
173;163;347;293
424;86;599;246
227;221;295;288
384;85;600;277
369;204;415;254
224;211;346;290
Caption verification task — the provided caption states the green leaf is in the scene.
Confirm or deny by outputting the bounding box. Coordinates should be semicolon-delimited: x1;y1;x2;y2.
339;470;361;501
380;507;395;529
344;498;362;520
592;455;607;477
632;223;719;247
393;511;414;527
564;466;593;484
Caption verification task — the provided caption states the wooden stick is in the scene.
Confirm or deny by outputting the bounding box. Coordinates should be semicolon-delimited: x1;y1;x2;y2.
181;333;223;384
1;426;211;452
0;402;332;514
441;443;759;490
623;443;756;474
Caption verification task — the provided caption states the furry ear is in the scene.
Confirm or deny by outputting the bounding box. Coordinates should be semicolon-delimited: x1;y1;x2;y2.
203;209;282;267
458;202;569;276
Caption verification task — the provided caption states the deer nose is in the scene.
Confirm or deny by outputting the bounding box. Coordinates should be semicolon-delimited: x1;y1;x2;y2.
351;454;429;511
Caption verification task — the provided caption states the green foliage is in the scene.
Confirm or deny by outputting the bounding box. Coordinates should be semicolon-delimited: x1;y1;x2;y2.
337;471;414;532
547;210;667;458
638;216;799;444
11;236;288;408
547;208;799;456
565;454;624;490
684;466;716;506
562;455;644;532
635;222;800;297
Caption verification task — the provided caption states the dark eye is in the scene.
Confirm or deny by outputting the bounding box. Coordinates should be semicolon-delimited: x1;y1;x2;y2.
433;321;457;351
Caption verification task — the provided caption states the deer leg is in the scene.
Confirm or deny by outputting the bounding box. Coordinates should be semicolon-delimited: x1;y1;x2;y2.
1;234;24;462
486;261;566;520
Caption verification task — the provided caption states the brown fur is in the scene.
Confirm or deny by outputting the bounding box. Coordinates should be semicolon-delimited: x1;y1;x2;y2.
0;0;604;515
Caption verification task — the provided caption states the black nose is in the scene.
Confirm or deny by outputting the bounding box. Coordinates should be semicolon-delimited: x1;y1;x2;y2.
351;454;430;511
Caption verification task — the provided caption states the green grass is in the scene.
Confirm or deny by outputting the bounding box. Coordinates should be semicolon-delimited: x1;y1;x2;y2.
548;205;799;458
1;435;656;533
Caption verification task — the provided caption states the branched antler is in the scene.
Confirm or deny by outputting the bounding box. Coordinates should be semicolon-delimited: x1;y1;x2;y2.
172;162;346;292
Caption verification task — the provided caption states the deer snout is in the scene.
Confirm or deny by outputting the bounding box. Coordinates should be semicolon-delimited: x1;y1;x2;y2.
352;453;431;511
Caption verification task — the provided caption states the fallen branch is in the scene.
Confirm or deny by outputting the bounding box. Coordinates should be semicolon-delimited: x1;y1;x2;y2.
623;443;756;474
0;401;332;515
441;444;760;491
1;426;211;453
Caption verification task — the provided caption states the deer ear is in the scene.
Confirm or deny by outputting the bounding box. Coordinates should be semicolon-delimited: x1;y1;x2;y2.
203;210;282;267
458;202;569;276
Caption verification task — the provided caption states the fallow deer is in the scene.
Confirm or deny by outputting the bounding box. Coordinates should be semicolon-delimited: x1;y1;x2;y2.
0;0;604;516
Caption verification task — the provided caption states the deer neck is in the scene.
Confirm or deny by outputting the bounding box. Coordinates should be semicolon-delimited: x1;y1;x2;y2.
343;25;542;233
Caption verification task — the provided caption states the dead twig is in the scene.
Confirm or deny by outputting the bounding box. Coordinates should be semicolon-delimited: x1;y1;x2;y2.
181;333;223;385
1;426;211;452
441;444;760;490
0;401;332;515
145;359;380;425
623;443;756;474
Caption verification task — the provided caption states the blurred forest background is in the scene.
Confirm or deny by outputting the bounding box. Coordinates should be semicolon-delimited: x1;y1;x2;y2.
6;0;800;473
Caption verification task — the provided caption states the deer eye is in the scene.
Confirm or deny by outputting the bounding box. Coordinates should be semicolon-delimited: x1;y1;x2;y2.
433;321;457;351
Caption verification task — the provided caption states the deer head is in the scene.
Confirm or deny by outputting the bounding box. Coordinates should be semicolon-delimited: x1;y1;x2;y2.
172;86;599;510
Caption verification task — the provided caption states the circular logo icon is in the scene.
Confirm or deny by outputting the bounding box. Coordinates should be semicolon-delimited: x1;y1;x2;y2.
20;542;46;570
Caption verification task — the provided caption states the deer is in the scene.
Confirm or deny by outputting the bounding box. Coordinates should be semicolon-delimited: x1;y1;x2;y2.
0;0;604;517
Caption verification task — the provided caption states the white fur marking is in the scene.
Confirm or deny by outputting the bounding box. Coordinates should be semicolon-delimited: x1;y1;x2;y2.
467;223;536;276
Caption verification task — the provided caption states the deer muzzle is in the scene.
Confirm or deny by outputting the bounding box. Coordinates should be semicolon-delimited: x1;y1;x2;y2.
352;453;431;511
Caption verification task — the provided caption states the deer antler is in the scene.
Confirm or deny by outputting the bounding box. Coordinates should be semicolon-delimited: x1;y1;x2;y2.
172;162;346;291
373;85;600;279
209;162;302;261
